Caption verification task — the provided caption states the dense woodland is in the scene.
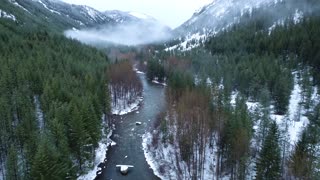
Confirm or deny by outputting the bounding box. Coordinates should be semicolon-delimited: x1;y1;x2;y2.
147;6;320;180
0;19;110;179
1;0;320;179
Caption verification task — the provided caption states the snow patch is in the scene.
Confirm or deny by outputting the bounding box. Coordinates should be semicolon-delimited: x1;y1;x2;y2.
271;75;312;147
111;96;143;115
129;12;150;20
84;6;101;21
0;9;16;21
78;115;113;180
111;141;117;146
142;132;177;179
9;0;30;13
34;0;61;15
34;96;44;132
293;9;303;24
143;120;218;179
165;32;208;52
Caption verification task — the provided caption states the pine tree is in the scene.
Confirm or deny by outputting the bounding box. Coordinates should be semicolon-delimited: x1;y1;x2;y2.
31;138;69;180
256;122;281;180
6;146;19;180
289;131;312;179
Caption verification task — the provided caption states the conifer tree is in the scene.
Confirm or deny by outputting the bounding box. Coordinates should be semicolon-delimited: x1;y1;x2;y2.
6;146;19;180
289;131;312;179
256;122;281;180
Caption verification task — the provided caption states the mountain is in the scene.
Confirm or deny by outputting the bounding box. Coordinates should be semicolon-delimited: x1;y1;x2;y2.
167;0;319;51
0;0;171;46
1;0;169;34
103;10;156;24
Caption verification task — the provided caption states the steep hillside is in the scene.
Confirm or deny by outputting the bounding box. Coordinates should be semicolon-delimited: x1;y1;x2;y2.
1;0;168;34
167;0;319;51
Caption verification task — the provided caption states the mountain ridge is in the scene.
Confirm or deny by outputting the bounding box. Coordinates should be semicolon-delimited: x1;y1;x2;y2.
167;0;319;51
1;0;170;33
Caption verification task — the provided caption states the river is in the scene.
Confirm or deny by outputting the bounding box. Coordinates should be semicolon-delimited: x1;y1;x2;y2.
97;73;165;180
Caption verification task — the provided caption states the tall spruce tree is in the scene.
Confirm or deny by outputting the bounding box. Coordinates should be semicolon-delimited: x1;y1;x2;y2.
289;131;312;179
256;122;281;180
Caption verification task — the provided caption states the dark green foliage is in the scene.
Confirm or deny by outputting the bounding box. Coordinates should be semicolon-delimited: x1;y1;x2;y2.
6;146;20;180
0;20;109;179
289;131;313;179
0;0;96;34
146;59;165;82
205;10;320;114
256;122;281;180
166;70;194;102
289;103;320;179
31;138;69;180
223;96;252;179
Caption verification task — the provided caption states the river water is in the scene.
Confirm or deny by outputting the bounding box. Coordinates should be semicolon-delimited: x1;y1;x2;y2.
97;73;165;180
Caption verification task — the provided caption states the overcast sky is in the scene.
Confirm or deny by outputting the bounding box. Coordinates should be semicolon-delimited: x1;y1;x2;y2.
61;0;212;28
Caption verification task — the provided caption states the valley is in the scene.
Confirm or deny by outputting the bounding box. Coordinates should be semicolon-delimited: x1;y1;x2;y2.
0;0;320;180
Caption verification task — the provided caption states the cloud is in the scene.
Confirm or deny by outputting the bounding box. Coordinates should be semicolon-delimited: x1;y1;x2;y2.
65;21;172;46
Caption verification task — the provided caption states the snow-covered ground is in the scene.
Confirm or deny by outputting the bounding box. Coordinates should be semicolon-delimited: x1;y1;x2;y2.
165;32;209;52
111;96;143;115
110;68;144;115
33;0;61;15
9;0;30;13
293;9;303;24
0;9;16;21
34;96;44;132
129;12;151;20
145;72;319;179
271;75;318;147
143;114;218;180
231;74;319;148
166;0;279;52
231;73;319;179
78;115;115;180
83;6;105;21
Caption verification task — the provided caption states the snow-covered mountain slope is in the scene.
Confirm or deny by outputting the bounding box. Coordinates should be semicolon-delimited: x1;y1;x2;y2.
168;0;317;51
103;10;163;26
3;0;169;33
7;0;115;28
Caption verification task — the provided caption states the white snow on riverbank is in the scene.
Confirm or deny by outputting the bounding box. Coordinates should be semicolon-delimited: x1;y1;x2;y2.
143;127;218;179
111;67;144;115
143;132;183;179
111;96;143;115
144;73;319;179
142;132;166;179
78;115;115;180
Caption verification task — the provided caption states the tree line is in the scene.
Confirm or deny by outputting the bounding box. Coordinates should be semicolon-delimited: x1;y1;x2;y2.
0;19;110;180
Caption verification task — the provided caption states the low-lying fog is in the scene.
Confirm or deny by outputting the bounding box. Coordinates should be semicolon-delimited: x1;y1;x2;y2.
65;21;172;46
